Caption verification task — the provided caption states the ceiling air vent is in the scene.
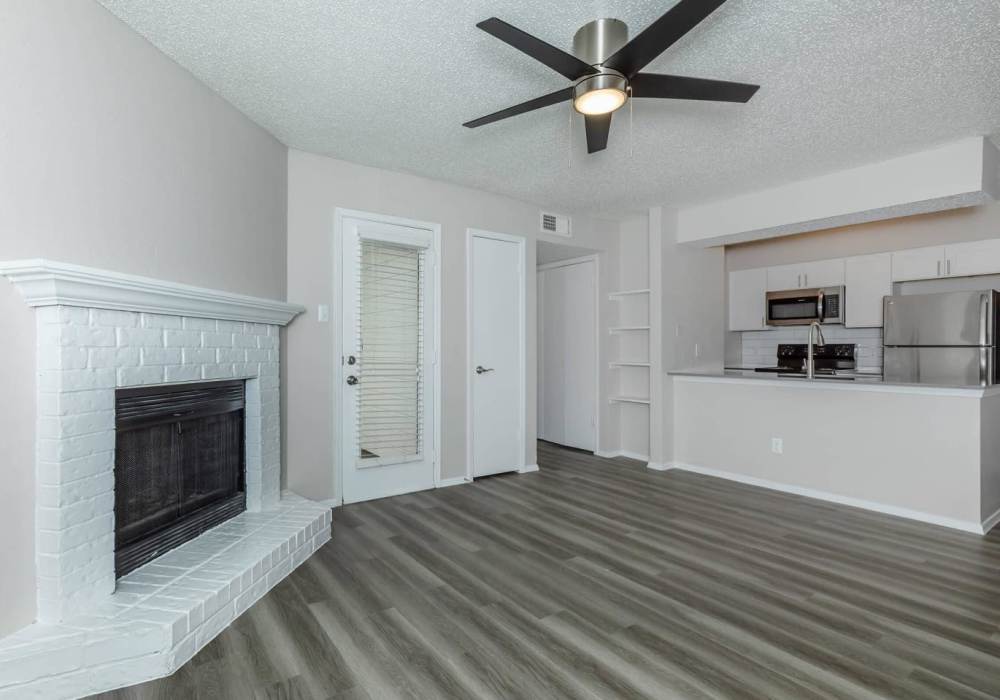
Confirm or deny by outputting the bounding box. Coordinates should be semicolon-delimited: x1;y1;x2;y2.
540;212;571;237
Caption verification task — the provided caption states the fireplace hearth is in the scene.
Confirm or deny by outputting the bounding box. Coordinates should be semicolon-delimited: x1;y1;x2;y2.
115;380;247;577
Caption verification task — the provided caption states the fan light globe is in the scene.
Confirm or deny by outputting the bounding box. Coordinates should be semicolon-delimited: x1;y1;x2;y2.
574;87;627;115
572;73;629;116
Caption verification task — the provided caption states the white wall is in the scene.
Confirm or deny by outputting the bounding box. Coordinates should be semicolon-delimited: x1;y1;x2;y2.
679;137;999;246
284;150;619;500
0;0;287;637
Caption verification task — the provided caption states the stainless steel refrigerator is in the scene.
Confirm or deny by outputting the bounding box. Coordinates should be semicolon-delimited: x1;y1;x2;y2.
883;290;999;386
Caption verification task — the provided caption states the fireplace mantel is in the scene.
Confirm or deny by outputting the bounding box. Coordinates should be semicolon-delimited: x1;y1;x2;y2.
0;259;305;325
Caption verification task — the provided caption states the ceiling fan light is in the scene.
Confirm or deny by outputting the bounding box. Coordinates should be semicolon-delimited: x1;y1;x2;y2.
574;88;627;115
573;73;628;115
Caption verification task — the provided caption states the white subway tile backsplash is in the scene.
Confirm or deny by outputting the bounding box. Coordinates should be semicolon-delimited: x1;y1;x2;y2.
739;326;884;370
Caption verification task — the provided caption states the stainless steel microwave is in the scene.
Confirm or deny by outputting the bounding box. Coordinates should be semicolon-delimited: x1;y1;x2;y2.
765;286;845;326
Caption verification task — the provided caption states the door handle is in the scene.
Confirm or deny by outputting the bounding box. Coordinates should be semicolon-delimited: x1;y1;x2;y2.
475;366;494;375
346;375;358;385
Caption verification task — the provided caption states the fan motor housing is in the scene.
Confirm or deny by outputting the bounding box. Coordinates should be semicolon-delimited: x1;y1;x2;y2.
572;18;628;66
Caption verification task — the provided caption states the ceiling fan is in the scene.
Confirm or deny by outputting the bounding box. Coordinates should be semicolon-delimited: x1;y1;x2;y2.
463;0;759;154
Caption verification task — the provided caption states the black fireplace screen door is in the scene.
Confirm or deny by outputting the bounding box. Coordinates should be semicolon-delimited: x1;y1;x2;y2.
114;380;246;577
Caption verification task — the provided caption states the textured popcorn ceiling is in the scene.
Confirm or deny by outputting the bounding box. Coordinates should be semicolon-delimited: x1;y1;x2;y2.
98;0;1000;218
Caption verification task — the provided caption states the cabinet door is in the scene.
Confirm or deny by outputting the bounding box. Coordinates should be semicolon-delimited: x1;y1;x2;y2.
729;268;767;331
766;264;803;291
945;239;1000;278
799;258;845;288
844;253;891;328
891;246;945;282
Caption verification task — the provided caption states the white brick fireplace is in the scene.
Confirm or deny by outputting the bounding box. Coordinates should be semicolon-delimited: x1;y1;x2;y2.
0;260;330;698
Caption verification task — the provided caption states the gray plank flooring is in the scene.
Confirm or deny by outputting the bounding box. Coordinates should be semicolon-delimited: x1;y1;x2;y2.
95;441;1000;699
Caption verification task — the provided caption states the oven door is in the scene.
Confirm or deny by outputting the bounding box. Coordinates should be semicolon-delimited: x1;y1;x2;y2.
766;289;822;326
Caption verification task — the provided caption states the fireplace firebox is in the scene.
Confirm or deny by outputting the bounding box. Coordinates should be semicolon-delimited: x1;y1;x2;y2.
114;380;246;577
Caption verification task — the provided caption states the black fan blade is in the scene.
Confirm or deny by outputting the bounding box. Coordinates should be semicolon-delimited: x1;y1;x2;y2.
463;87;574;128
477;17;598;81
584;113;612;153
603;0;729;77
630;73;759;102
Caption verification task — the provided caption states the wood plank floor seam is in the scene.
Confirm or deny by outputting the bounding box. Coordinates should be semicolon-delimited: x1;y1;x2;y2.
94;442;1000;700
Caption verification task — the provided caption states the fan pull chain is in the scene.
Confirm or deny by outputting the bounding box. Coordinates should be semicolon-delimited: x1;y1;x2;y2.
568;104;573;169
628;85;634;158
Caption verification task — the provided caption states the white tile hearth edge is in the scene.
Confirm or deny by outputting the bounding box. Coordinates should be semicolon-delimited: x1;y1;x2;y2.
0;494;332;699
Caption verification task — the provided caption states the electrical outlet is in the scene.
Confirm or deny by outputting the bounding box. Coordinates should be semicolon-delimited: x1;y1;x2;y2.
771;437;783;454
317;304;330;322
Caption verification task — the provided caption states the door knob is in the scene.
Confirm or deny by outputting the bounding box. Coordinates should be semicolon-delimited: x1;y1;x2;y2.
346;375;358;385
475;366;494;375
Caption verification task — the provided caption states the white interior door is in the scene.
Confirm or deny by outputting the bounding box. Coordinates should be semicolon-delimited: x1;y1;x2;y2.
538;259;596;451
561;260;597;450
470;232;524;477
539;267;566;445
341;215;437;503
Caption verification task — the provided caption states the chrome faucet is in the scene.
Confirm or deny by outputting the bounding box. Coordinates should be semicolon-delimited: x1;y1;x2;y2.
806;321;826;379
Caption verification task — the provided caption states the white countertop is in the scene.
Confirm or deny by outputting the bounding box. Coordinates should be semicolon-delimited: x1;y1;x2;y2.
669;369;1000;397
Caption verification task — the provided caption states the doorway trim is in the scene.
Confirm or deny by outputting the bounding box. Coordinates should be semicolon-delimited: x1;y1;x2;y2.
536;253;602;455
465;228;527;481
332;208;442;505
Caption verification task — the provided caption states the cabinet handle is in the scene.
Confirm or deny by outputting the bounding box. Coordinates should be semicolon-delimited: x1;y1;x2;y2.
803;273;808;287
937;260;941;276
947;259;951;276
797;274;802;288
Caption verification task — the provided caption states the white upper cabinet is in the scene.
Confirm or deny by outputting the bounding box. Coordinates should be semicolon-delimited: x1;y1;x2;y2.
891;246;946;282
728;268;767;331
766;263;804;291
798;259;845;288
844;253;892;328
945;239;1000;278
766;259;844;291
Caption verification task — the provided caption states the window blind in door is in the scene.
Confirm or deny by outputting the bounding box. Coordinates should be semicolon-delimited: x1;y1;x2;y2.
355;239;425;465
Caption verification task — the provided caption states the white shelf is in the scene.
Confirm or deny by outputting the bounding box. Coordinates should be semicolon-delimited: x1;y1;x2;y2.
609;396;651;405
609;326;651;333
609;289;651;300
609;362;651;368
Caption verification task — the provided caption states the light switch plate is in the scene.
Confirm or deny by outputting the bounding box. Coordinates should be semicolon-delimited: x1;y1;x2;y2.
771;437;783;454
317;304;330;322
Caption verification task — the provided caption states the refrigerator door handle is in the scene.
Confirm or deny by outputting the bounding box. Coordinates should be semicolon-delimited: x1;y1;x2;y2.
980;293;989;346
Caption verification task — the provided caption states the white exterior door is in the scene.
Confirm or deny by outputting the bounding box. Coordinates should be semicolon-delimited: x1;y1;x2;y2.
340;214;437;503
470;232;524;477
539;259;596;451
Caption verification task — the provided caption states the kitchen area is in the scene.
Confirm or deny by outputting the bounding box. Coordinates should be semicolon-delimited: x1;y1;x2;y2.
669;231;1000;535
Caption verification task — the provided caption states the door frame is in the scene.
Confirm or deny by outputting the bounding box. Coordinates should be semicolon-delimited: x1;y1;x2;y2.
465;228;527;480
536;253;601;454
332;208;442;505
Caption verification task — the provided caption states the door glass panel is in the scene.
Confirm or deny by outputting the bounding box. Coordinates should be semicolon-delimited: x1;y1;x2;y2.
355;240;424;466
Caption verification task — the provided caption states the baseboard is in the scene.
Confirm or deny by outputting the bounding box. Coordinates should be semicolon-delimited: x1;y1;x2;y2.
981;504;1000;534
671;462;987;535
436;475;472;488
517;464;540;474
595;450;650;462
645;461;675;471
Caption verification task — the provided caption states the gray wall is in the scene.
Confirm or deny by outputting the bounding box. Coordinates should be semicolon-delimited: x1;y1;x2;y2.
284;150;619;501
660;209;727;464
0;0;287;637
